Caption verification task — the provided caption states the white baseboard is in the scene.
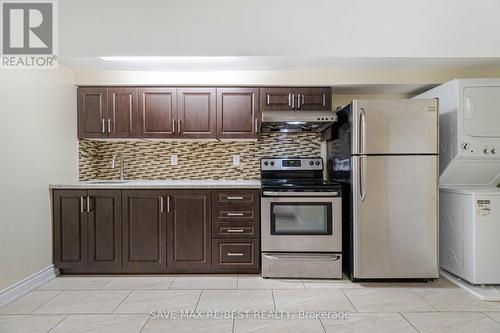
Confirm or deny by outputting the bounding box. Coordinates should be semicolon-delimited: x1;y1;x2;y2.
0;265;59;308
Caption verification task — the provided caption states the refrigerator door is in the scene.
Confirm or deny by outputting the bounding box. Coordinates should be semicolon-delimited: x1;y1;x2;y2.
352;155;439;279
351;100;438;155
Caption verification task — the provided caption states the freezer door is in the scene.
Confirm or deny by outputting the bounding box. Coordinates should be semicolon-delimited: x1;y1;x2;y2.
352;155;439;279
351;100;438;155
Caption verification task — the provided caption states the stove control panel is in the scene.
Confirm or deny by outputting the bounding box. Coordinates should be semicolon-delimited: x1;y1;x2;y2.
261;158;323;171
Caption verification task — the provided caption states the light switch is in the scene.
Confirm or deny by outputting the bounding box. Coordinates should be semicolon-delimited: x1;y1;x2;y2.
233;155;240;166
171;155;178;166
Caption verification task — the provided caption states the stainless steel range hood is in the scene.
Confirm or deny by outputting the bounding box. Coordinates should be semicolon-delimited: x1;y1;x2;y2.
261;111;337;133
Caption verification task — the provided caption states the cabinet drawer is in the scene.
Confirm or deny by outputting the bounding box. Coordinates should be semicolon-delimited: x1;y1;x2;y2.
212;239;259;269
212;223;259;238
212;190;260;206
212;206;258;222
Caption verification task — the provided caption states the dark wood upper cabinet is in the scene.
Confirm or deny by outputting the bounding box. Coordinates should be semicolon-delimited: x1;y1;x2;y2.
107;88;139;138
78;88;108;138
295;87;332;111
167;190;211;270
259;87;332;111
217;88;259;139
122;190;167;271
260;88;294;111
138;88;177;138
53;190;88;269
87;190;121;270
177;88;216;138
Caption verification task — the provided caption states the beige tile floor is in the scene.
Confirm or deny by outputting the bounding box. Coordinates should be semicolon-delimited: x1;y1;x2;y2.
1;275;500;333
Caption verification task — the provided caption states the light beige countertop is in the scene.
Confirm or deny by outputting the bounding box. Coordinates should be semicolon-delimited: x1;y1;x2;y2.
49;179;261;190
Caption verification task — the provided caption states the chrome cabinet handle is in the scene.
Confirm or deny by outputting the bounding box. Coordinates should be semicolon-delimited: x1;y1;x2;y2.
172;118;176;134
266;94;270;105
227;252;244;257
227;212;244;216
291;94;295;109
255;118;258;133
226;229;245;233
302;94;305;107
86;196;91;212
102;119;106;133
160;196;164;213
288;93;292;107
267;254;340;261
226;196;244;200
322;93;326;107
178;119;181;133
80;197;85;213
297;94;301;109
107;118;111;133
166;195;170;213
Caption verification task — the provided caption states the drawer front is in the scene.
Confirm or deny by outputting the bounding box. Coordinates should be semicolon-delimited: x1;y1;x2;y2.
212;222;259;238
213;206;258;222
212;190;260;206
261;253;342;279
212;239;259;268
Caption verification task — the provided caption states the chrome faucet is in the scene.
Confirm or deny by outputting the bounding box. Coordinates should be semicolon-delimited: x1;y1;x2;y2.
111;152;127;181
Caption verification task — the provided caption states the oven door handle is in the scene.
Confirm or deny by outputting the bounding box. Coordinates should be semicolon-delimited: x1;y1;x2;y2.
262;191;339;197
266;254;341;261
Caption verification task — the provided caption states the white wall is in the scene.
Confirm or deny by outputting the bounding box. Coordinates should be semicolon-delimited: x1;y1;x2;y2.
0;65;78;291
60;0;500;58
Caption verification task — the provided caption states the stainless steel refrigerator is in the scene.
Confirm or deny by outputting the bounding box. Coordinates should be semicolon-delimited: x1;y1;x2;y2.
328;99;439;280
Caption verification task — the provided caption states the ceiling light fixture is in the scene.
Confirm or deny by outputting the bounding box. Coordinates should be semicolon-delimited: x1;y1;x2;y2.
100;56;240;62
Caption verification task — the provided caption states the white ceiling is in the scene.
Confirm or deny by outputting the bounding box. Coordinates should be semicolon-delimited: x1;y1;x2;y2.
59;0;500;59
61;56;500;72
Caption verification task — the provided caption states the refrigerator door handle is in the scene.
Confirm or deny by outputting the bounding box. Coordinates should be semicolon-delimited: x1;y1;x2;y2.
359;107;366;154
359;156;366;201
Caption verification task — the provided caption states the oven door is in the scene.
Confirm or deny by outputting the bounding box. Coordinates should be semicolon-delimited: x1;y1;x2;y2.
261;194;341;252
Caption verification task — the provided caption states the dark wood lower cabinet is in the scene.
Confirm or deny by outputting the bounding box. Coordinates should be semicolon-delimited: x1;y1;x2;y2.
167;190;211;270
87;190;121;270
121;190;167;271
53;190;88;269
54;188;260;274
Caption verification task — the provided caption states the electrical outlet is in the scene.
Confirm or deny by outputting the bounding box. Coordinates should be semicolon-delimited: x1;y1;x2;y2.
171;155;178;166
233;155;240;166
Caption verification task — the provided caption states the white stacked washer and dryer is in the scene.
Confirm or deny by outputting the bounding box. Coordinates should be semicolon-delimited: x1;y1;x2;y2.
415;79;500;285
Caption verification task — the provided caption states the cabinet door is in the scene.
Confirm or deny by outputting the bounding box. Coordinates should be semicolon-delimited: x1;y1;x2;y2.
177;88;216;138
167;190;211;270
87;190;121;270
107;88;139;138
295;87;331;111
53;190;88;269
138;88;177;138
78;88;108;138
122;190;167;271
260;88;294;111
217;88;260;139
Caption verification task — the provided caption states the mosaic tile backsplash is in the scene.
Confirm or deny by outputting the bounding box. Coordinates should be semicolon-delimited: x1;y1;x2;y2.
79;133;321;180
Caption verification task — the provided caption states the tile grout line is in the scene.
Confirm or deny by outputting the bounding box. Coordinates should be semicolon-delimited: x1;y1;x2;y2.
399;312;423;333
318;316;328;333
168;276;178;290
111;290;134;314
46;314;69;333
28;290;64;314
410;289;440;312
340;289;358;313
99;278;114;289
484;312;500;325
138;315;150;333
271;289;277;312
231;314;236;333
194;290;204;312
